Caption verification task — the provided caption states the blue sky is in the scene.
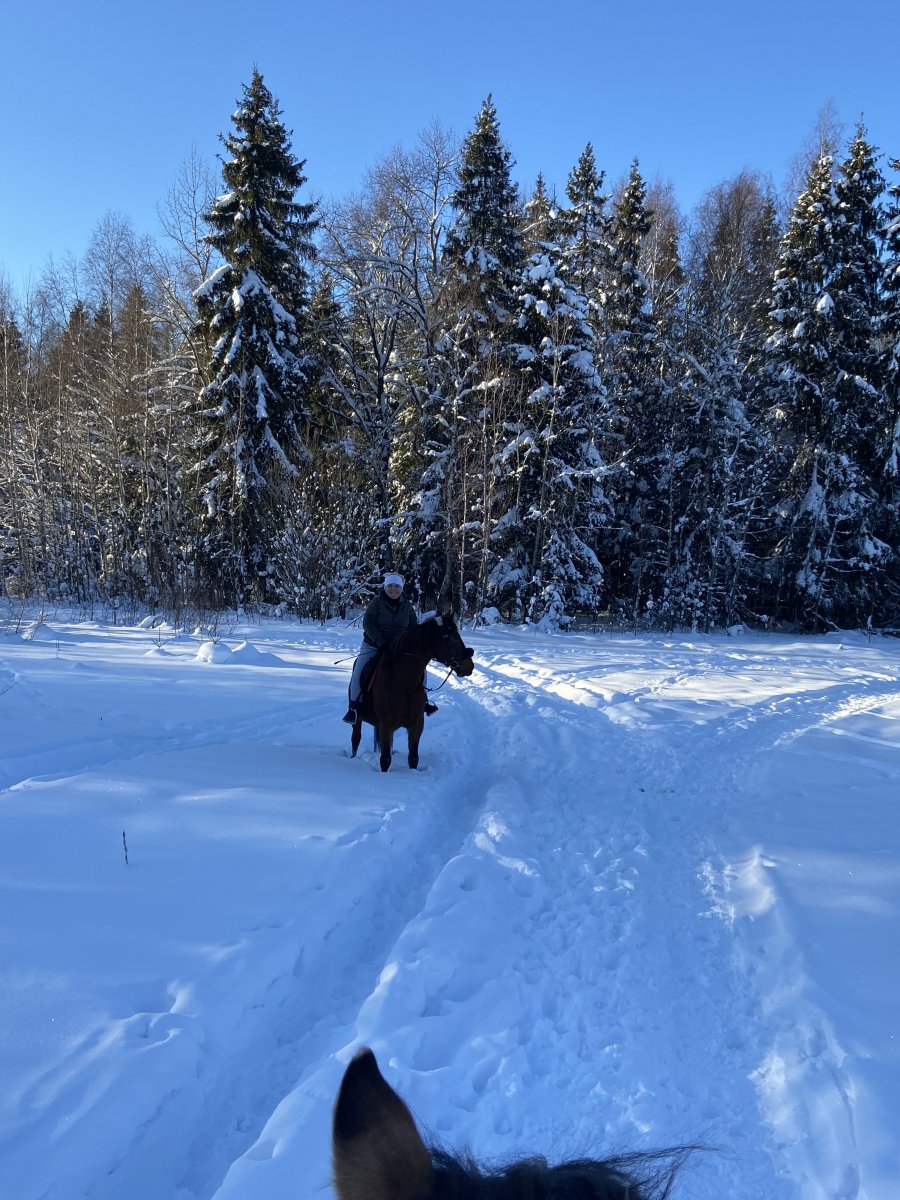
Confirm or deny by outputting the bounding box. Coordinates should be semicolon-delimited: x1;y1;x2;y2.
3;0;898;296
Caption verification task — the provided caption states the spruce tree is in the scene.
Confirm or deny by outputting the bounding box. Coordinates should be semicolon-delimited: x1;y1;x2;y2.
443;96;521;324
831;127;887;475
561;146;608;283
678;174;781;628
437;96;522;613
490;225;607;624
559;144;610;347
764;132;890;627
876;157;900;618
601;161;672;622
193;69;317;605
882;159;900;508
520;174;557;255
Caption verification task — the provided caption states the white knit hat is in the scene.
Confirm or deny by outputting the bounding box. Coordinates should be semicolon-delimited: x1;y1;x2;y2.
383;573;404;588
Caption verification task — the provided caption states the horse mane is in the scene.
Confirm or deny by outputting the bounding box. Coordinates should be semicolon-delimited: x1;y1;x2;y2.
427;1145;691;1199
332;1049;694;1200
384;616;443;660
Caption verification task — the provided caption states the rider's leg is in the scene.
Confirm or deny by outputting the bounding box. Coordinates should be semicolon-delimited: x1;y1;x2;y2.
344;642;379;721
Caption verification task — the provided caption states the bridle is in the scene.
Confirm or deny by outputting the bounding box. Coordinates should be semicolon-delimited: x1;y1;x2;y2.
434;634;473;672
397;625;473;680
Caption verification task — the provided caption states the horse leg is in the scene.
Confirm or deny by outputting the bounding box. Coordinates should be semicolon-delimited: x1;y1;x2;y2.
378;722;393;772
407;715;424;770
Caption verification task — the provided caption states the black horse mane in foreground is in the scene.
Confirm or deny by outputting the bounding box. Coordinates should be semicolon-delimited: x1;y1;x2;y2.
333;1049;693;1200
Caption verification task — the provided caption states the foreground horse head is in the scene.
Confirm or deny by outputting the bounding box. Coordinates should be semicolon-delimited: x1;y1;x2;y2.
333;1049;688;1200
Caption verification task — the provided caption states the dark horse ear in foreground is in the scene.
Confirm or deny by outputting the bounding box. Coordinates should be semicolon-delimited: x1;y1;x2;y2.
333;1048;690;1200
350;614;475;773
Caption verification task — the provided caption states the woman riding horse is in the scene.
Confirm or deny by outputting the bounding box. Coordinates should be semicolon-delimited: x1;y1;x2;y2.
343;573;437;724
349;612;475;771
345;576;436;724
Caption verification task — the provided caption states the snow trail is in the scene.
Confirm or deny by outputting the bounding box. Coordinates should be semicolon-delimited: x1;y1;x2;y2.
221;638;851;1197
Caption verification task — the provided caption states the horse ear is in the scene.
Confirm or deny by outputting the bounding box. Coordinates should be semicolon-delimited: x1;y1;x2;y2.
333;1049;432;1200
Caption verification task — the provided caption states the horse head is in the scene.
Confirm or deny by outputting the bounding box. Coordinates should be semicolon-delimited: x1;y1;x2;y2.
430;612;474;677
333;1049;687;1200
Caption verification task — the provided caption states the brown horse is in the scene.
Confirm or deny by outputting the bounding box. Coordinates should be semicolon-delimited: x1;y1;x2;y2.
350;614;474;772
333;1049;691;1200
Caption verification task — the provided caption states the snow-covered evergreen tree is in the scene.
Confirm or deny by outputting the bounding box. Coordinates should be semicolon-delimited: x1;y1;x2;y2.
875;156;900;618
601;161;673;622
883;160;900;410
489;221;608;624
193;69;317;605
443;96;521;322
676;174;781;628
764;131;891;627
437;96;522;613
558;144;610;353
561;146;609;289
520;174;557;255
882;157;900;505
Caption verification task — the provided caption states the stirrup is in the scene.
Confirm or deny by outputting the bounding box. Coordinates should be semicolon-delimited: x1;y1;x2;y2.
424;702;438;716
342;706;358;724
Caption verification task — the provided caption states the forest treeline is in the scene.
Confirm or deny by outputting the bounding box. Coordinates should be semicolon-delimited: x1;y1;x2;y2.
2;74;899;631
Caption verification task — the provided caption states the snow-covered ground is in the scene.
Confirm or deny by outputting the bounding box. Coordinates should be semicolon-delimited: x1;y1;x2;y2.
1;612;898;1200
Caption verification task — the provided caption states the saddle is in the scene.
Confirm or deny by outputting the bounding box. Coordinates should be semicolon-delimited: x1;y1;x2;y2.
359;648;384;697
358;648;437;715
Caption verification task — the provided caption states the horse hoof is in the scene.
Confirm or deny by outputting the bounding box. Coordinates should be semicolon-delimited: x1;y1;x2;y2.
408;758;419;770
380;757;391;772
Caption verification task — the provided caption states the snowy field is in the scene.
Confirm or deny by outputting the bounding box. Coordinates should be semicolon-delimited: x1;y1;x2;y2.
1;612;898;1200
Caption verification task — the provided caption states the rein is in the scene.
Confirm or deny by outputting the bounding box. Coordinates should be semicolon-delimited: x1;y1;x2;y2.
427;664;456;693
